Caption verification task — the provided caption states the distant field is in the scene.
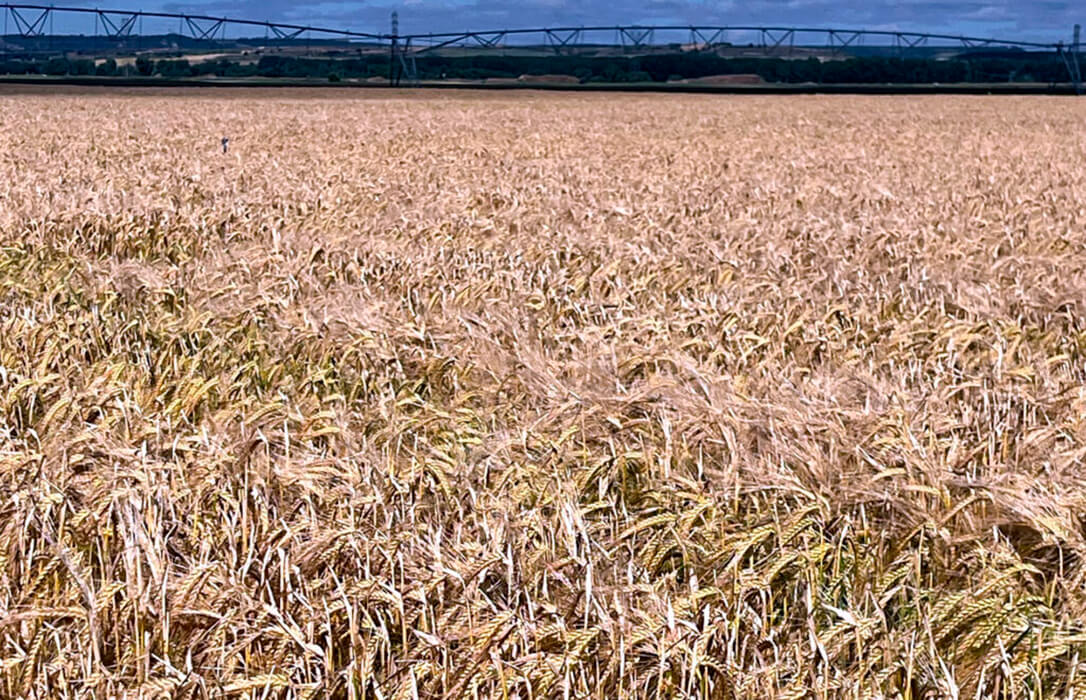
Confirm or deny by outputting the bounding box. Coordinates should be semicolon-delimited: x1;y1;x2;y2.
0;76;1081;94
3;89;1086;698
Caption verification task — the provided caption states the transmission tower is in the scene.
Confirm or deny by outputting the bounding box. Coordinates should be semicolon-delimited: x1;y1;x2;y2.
1059;24;1082;94
388;11;418;86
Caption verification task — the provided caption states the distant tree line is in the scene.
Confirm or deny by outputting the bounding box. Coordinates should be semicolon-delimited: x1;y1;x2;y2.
0;51;1074;84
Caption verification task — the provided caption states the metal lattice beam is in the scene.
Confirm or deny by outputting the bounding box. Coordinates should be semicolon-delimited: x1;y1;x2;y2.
7;5;49;36
183;17;225;40
470;31;506;48
0;5;1082;90
545;28;581;54
619;26;653;47
402;25;1059;52
0;7;1067;50
269;24;306;40
97;11;138;38
689;27;726;50
0;3;384;39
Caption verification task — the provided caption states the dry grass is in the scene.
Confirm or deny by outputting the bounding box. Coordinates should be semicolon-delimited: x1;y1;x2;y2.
1;89;1086;698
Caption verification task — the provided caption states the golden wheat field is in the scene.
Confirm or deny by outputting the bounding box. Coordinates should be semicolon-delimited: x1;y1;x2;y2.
2;87;1086;698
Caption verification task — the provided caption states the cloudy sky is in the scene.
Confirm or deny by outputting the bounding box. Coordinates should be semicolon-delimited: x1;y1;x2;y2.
43;0;1083;43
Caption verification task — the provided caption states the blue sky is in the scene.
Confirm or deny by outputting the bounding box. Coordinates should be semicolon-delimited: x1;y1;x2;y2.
37;0;1084;43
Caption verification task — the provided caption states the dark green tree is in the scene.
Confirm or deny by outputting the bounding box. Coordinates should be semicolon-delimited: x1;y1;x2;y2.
135;55;154;76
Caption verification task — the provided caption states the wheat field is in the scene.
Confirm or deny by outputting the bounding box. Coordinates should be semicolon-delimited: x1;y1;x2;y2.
2;87;1086;698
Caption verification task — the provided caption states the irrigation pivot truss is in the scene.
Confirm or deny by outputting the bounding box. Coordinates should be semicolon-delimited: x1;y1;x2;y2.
0;4;384;41
389;24;1083;89
399;25;1060;53
0;3;1082;91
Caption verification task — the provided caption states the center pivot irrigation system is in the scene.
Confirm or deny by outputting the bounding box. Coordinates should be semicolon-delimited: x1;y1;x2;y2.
1;4;1083;91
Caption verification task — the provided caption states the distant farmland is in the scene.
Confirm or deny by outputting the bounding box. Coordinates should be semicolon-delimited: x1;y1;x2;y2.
2;87;1086;698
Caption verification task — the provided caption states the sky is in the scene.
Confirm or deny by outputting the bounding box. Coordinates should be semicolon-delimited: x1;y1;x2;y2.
33;0;1085;43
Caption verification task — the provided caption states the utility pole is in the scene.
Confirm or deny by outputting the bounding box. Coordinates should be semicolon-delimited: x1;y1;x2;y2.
389;10;399;86
1074;24;1082;95
1058;24;1082;95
